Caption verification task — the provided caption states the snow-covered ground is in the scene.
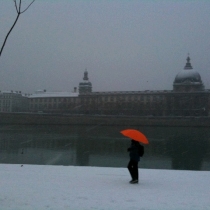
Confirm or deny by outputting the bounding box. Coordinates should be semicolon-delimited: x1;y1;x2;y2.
0;164;209;210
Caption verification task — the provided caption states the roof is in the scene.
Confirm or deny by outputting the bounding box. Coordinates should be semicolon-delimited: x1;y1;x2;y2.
80;90;173;96
0;90;22;94
28;91;79;98
174;56;203;85
174;69;202;84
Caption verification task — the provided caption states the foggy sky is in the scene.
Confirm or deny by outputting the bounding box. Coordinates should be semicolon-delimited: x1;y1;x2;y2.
0;0;210;94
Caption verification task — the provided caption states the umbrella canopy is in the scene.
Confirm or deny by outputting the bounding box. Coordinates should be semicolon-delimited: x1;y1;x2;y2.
120;129;149;144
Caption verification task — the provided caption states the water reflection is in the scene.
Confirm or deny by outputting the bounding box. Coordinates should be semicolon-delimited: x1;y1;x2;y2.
0;125;209;171
169;129;208;170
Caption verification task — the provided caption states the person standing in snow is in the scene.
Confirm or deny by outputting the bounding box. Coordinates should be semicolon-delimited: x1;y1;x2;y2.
127;139;140;184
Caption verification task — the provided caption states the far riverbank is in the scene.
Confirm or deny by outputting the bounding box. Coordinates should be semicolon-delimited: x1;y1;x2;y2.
0;113;210;127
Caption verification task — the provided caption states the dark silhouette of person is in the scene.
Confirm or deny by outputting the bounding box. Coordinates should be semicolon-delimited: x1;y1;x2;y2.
127;140;140;184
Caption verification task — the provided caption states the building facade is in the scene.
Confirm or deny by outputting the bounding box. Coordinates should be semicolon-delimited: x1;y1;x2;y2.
28;56;210;116
28;90;79;113
0;91;28;112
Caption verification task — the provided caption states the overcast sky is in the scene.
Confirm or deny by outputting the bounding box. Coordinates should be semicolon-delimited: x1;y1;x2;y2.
0;0;210;94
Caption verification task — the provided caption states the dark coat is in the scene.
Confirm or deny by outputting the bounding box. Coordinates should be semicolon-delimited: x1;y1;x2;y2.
127;140;140;162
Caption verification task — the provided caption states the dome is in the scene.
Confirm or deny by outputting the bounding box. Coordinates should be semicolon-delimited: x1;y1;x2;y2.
174;70;202;84
174;56;202;84
173;56;204;91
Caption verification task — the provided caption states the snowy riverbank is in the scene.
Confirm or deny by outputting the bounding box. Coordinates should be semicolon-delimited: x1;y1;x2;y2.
0;164;209;210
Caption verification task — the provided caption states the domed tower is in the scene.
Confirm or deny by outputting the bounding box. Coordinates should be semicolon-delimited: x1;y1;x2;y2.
79;69;92;94
173;56;204;92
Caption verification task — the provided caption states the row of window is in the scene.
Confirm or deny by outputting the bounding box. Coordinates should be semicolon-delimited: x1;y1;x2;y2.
0;95;22;99
30;99;165;108
30;101;165;110
30;98;78;103
0;101;11;105
82;95;164;102
30;103;79;109
29;95;165;104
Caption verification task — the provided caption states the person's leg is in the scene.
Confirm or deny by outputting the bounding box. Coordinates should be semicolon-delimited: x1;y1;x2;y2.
133;161;139;181
129;161;138;183
127;160;134;180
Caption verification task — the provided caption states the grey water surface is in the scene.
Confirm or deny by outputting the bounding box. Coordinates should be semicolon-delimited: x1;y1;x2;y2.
0;125;209;171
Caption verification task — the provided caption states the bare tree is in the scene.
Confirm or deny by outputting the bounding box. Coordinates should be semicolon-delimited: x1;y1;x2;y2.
0;0;35;57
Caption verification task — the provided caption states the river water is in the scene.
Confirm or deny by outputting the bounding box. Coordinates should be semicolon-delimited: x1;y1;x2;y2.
0;125;209;171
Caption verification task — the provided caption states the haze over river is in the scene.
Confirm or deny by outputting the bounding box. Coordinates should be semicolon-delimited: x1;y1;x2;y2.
0;125;209;171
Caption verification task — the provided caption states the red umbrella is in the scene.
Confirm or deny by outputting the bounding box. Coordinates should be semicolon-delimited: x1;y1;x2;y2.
120;129;149;144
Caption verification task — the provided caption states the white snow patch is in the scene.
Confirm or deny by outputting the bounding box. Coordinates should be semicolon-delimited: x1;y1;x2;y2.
0;164;209;210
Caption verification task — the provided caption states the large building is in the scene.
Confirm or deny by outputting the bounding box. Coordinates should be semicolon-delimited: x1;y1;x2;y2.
28;56;210;116
28;90;79;113
0;91;28;112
